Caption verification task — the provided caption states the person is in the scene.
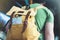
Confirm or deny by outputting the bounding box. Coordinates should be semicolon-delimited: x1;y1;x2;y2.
6;0;54;40
0;0;54;40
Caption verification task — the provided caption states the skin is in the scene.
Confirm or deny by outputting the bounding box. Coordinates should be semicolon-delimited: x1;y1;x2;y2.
45;22;54;40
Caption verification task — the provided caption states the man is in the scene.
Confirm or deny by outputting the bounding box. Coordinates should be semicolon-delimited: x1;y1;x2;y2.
0;0;54;40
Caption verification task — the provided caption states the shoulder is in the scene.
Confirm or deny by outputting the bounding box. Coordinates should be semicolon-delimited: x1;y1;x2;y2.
43;7;54;23
32;3;54;23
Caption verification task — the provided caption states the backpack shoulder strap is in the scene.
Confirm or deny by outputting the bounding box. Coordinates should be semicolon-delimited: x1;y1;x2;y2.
22;11;31;33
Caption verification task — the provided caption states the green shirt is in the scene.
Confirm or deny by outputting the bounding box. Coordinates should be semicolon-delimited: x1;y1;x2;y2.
30;3;54;40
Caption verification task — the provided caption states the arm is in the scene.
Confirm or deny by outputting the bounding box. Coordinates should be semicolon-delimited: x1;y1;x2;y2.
45;9;54;40
45;22;54;40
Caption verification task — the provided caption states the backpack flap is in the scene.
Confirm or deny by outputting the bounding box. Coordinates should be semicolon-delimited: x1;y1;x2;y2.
7;6;37;17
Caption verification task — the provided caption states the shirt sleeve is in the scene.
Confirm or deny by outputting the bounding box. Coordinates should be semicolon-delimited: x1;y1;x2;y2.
45;8;54;23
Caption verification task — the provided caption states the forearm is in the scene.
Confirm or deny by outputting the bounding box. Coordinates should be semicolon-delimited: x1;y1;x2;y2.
45;22;54;40
45;31;54;40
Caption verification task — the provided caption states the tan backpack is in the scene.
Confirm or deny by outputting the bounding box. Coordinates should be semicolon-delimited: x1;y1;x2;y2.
6;5;45;40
